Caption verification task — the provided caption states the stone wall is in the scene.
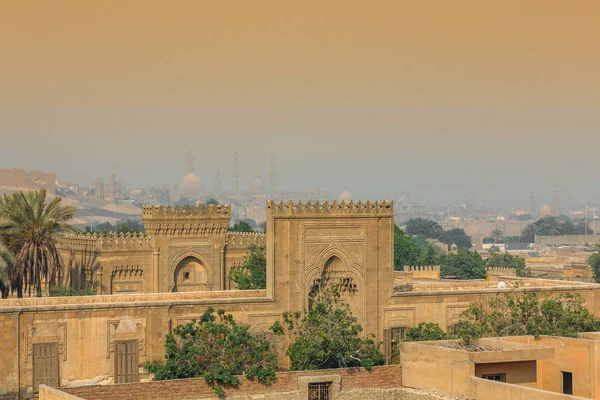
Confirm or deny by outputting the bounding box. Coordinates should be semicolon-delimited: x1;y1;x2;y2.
536;234;600;246
473;377;588;400
39;386;83;400
62;366;410;400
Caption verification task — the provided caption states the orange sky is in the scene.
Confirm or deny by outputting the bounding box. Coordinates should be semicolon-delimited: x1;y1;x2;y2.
1;1;598;206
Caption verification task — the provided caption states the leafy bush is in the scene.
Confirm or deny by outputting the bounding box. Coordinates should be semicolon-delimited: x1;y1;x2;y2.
229;244;266;290
146;307;277;395
404;322;447;342
272;286;384;371
454;292;600;345
48;286;97;297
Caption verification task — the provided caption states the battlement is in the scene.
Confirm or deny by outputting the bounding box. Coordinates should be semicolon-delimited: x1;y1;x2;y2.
267;200;393;216
486;267;517;277
403;265;440;273
142;204;231;237
225;232;266;248
142;204;231;218
58;232;152;251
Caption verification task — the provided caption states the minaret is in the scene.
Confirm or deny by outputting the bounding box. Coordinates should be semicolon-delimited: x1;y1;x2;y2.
108;170;117;203
269;155;276;197
529;193;535;216
214;167;222;194
232;152;240;192
553;185;559;217
184;147;194;174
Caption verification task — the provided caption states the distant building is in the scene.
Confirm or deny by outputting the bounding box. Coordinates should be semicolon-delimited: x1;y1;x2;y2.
0;168;56;194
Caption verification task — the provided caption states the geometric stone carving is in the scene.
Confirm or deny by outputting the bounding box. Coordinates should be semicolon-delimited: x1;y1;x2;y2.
24;321;67;363
106;318;146;359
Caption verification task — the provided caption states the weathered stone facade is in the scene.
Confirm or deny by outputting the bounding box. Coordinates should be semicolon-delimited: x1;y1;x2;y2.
2;200;600;399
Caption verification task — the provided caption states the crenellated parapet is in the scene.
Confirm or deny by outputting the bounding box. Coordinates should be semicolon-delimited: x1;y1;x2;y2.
225;232;266;249
142;204;231;237
58;232;152;251
142;204;230;218
403;265;440;273
267;200;393;216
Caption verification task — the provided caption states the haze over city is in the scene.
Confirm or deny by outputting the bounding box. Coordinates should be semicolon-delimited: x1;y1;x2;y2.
1;1;599;208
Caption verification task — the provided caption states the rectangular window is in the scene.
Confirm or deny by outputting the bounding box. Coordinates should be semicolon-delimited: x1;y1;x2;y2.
562;371;573;395
384;327;407;364
308;382;331;400
482;373;506;382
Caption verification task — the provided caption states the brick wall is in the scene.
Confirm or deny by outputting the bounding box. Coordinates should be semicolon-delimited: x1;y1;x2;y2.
62;365;402;400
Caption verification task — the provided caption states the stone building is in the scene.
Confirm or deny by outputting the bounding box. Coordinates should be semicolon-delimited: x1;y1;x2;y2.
0;168;56;194
2;200;600;399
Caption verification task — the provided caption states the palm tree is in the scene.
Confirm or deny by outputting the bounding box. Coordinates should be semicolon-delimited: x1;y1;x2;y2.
0;190;77;297
490;228;504;244
521;224;536;243
0;242;15;298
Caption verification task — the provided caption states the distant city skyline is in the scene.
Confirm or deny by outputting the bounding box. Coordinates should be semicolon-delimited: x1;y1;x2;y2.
1;1;598;208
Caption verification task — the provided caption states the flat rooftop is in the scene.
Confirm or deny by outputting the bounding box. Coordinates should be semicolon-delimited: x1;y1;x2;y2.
394;277;598;295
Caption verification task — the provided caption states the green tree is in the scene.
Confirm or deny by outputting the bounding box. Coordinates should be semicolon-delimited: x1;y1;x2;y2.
204;198;219;205
0;242;15;298
485;252;532;277
405;218;443;239
589;243;600;283
229;221;255;233
455;292;600;345
258;221;267;233
272;286;384;371
439;228;472;250
394;228;423;270
489;245;501;253
535;216;563;236
393;227;442;270
521;223;536;243
440;249;486;279
230;244;266;289
404;322;447;341
0;190;77;297
490;228;504;244
146;307;277;395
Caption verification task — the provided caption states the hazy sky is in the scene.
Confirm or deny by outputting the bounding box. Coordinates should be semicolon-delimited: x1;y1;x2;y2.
1;1;598;208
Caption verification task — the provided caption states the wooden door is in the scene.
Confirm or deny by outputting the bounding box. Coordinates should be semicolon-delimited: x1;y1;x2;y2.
114;340;139;383
33;342;59;391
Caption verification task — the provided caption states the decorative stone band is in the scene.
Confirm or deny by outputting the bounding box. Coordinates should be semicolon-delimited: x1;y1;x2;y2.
142;204;231;218
403;265;440;273
486;267;517;276
225;232;266;248
58;232;152;251
267;200;393;216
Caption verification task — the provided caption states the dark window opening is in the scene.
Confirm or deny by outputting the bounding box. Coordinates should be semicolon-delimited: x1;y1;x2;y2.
184;271;190;280
482;373;506;382
308;382;332;400
447;324;459;335
562;371;573;395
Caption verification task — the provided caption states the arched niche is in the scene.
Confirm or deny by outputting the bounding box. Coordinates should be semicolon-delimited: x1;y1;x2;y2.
304;252;364;322
169;253;212;292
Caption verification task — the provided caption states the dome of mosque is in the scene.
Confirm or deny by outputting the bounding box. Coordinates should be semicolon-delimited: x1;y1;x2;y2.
181;172;205;196
539;204;552;218
338;190;353;203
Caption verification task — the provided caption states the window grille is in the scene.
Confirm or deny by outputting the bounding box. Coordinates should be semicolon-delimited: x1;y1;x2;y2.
308;382;332;400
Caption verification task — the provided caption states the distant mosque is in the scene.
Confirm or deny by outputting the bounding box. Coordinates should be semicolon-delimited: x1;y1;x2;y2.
180;147;205;198
178;148;272;200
